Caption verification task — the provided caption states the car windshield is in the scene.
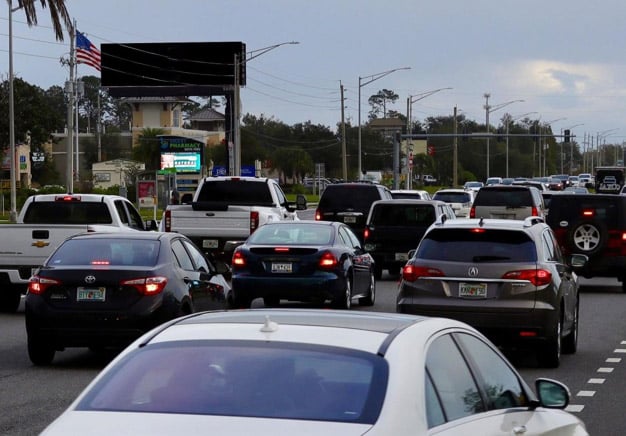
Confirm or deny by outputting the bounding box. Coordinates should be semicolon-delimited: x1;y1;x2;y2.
417;228;537;262
247;223;334;245
47;238;160;266
433;192;471;203
76;341;388;423
370;204;436;226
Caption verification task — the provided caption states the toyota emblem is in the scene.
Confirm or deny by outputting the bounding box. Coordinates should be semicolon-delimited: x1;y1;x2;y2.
468;267;479;277
84;275;96;284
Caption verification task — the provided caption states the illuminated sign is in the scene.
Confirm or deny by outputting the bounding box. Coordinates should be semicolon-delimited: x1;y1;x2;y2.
160;152;201;173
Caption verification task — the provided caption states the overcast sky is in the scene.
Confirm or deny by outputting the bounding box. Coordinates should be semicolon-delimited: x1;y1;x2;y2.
3;0;626;145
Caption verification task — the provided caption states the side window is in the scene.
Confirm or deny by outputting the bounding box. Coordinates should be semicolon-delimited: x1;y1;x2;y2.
545;229;564;262
454;333;528;409
542;231;557;261
182;240;212;272
124;201;145;229
425;334;484;426
114;200;130;225
171;239;195;271
273;182;288;206
345;226;362;248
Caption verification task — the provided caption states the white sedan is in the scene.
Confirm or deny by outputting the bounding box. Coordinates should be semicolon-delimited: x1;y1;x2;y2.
41;310;587;436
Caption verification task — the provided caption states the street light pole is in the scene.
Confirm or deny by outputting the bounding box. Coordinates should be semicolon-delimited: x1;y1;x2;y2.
542;118;566;176
8;0;22;222
564;123;583;172
357;67;410;179
505;112;537;177
232;41;299;176
484;94;524;179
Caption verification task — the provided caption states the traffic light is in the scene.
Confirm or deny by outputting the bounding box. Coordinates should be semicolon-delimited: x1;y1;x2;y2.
564;129;571;142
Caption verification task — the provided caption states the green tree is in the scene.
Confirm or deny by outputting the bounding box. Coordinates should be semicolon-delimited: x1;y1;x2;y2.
132;128;165;171
368;89;399;120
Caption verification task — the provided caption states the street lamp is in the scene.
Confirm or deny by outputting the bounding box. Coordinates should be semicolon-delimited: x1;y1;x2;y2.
505;111;537;177
484;94;524;178
540;118;566;176
563;123;583;172
358;67;411;178
596;128;619;166
405;87;452;188
232;41;299;176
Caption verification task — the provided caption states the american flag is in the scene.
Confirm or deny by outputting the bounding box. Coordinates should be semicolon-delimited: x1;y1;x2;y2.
76;30;101;71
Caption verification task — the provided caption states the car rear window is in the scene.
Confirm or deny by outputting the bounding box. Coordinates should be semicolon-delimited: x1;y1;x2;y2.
22;201;113;224
433;192;472;203
417;228;537;262
370;204;436;226
76;341;388;424
196;180;274;205
48;238;160;266
319;185;382;212
248;223;334;245
474;188;532;207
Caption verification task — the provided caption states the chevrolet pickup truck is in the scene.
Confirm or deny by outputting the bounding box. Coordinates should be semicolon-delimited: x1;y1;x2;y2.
162;176;307;261
0;193;158;312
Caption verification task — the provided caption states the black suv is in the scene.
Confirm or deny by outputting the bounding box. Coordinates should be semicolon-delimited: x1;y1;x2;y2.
315;183;393;242
546;193;626;291
364;199;455;279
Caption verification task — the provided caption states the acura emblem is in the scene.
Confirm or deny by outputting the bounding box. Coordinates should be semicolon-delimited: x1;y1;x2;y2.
84;275;96;284
468;267;479;277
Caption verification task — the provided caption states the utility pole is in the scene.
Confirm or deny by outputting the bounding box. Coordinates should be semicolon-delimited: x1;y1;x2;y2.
64;20;76;193
453;106;458;186
484;93;490;179
340;82;347;181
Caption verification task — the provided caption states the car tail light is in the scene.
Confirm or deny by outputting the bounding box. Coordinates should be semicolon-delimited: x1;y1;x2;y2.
164;209;172;232
531;206;538;216
469;206;476;218
28;276;61;295
502;269;552;287
250;211;260;234
364;227;370;240
581;209;595;217
318;251;338;268
120;276;167;295
402;265;444;282
232;250;246;267
315;209;322;221
55;195;80;202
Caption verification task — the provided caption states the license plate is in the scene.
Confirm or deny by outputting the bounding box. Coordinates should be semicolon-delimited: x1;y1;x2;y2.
395;252;409;261
344;216;356;224
459;283;487;298
77;287;106;302
202;239;219;249
271;263;293;273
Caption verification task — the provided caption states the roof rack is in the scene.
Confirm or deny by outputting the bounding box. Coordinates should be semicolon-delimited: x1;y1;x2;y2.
523;216;544;227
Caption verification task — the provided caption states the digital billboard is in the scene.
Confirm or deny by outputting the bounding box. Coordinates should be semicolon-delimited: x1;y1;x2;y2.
160;152;202;173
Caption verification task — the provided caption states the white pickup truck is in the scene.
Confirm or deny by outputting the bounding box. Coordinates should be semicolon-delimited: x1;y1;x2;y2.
162;176;307;261
0;193;158;312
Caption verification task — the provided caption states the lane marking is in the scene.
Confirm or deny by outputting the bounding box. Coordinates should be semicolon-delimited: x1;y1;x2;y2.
613;349;626;353
576;390;595;397
597;367;614;373
587;378;605;384
606;357;622;363
566;404;585;413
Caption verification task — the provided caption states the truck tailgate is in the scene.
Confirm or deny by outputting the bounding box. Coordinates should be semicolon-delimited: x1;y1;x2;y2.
169;208;252;238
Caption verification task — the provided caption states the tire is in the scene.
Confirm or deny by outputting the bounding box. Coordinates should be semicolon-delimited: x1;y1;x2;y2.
333;275;352;310
27;334;55;366
263;296;280;307
0;289;21;313
538;317;562;368
562;299;579;354
359;271;376;306
567;220;607;255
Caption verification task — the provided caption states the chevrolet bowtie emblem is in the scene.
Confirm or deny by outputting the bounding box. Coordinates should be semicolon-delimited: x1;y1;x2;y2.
32;241;50;248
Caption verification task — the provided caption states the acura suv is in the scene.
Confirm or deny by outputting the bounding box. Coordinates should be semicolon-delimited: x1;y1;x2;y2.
396;217;587;367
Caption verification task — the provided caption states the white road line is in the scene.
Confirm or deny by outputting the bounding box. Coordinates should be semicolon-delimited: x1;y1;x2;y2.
577;390;595;397
587;378;605;384
613;349;626;353
597;367;614;373
566;405;585;413
606;357;622;363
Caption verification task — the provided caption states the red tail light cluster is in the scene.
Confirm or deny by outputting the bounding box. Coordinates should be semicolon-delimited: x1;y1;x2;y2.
402;265;445;282
318;251;338;268
502;269;551;287
469;207;476;218
315;209;322;221
250;211;260;234
164;209;172;232
364;227;370;240
28;276;61;295
232;251;246;267
121;277;167;295
531;206;538;216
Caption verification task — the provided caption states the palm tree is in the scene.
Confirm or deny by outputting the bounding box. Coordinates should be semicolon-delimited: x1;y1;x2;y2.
14;0;72;41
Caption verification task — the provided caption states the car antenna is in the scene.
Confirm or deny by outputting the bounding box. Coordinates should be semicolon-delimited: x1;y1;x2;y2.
479;217;484;227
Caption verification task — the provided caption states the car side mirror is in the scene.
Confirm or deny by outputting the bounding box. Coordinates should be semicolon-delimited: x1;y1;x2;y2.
296;194;308;210
181;193;193;204
144;219;158;231
535;378;570;409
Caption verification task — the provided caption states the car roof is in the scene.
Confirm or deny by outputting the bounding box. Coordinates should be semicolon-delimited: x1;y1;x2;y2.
68;231;172;242
138;309;468;355
433;188;471;193
27;193;130;202
429;217;546;232
371;199;448;207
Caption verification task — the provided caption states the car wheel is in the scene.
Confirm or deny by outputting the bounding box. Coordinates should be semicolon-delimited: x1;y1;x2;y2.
374;264;383;281
0;288;21;313
27;334;55;366
538;317;562;368
359;270;376;306
263;297;280;307
567;221;606;255
562;299;579;354
333;275;352;310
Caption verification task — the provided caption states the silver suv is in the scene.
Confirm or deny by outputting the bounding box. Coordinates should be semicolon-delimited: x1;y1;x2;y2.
470;185;545;220
396;217;587;367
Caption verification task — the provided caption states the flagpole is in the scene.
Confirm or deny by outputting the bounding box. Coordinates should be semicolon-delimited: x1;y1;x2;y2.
65;19;75;193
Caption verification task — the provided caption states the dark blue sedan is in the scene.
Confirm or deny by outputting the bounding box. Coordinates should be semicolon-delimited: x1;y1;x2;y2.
230;221;376;309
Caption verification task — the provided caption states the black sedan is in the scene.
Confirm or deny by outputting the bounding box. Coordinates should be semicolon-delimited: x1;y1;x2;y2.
230;221;376;309
25;232;231;365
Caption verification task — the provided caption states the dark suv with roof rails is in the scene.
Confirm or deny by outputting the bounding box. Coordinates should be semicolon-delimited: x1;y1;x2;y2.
315;183;393;243
546;193;626;291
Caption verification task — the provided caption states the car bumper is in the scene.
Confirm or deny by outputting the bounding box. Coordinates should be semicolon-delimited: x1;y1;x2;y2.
232;273;346;302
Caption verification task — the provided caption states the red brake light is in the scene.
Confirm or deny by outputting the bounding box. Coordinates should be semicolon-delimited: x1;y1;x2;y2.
402;265;445;282
364;227;370;239
28;276;61;295
164;209;172;232
90;260;110;265
470;228;486;233
232;250;245;267
250;211;260;233
582;209;595;217
275;247;290;252
121;276;167;295
502;269;552;287
315;209;322;221
531;206;538;216
469;206;476;218
319;251;338;268
55;195;80;202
